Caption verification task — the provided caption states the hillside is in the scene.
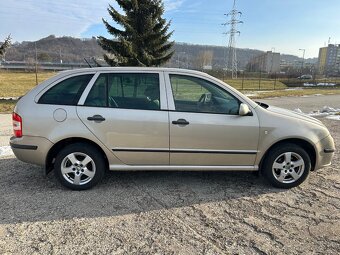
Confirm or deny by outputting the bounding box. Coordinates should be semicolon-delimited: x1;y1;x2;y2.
5;35;102;63
3;35;316;69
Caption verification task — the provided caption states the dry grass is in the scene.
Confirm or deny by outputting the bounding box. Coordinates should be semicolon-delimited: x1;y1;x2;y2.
0;71;56;97
0;71;339;113
0;100;16;113
224;78;287;90
246;88;340;99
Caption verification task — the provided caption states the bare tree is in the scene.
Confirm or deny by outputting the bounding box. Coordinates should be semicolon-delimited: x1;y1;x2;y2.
0;35;11;58
194;50;213;70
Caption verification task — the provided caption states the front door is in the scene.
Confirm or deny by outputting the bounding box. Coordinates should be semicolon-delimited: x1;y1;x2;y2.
77;72;169;165
167;73;259;166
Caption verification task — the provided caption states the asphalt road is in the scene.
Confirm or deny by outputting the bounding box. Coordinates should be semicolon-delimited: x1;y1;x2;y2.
261;94;340;113
0;95;339;254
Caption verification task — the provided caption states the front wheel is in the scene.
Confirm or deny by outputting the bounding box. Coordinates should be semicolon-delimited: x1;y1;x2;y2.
54;143;105;190
262;143;311;189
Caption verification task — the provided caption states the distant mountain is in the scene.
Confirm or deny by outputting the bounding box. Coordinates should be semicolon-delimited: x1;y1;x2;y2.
6;35;103;63
4;35;317;69
170;43;317;69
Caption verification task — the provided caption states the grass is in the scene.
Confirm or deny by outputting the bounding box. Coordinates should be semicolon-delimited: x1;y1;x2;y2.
0;71;339;113
0;71;56;97
245;88;340;99
224;78;287;90
0;100;17;113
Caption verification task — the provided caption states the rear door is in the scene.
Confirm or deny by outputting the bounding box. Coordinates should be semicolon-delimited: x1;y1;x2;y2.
77;71;169;165
165;73;260;167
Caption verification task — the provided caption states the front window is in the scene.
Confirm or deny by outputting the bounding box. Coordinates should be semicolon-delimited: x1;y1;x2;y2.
84;73;160;110
170;74;240;115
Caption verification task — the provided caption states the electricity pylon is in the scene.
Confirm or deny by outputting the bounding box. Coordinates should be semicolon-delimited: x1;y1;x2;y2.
223;0;243;79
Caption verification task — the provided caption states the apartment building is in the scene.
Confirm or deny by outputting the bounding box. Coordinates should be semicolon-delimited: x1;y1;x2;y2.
318;44;340;75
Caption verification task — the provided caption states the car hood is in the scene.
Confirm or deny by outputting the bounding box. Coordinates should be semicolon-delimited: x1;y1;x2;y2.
266;106;324;126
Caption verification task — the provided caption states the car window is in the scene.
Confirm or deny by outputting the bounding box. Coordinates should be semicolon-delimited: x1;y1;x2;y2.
38;74;94;105
83;74;108;107
170;74;240;115
84;73;160;110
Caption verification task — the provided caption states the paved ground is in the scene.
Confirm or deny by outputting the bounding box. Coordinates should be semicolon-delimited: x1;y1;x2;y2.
0;95;339;254
0;114;11;147
261;94;340;113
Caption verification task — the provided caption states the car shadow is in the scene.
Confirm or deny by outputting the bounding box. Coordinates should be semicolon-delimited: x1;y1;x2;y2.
0;158;284;224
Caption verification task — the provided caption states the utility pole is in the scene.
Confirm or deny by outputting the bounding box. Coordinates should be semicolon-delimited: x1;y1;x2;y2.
223;0;243;79
299;48;305;74
35;42;38;85
270;48;276;74
59;48;62;64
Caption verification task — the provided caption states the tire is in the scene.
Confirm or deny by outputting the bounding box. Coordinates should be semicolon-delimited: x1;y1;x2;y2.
54;143;105;190
262;143;311;189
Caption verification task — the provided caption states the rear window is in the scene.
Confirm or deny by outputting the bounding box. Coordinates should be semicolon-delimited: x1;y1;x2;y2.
84;73;160;110
38;74;94;105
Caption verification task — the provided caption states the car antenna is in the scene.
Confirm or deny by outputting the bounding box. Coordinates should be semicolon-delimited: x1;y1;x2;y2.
84;57;93;68
91;57;102;67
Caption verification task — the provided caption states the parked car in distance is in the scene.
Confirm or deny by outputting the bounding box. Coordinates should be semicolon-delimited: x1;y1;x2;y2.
10;68;335;190
297;74;313;80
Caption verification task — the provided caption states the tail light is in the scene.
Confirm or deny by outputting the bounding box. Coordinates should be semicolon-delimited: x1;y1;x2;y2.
12;112;22;138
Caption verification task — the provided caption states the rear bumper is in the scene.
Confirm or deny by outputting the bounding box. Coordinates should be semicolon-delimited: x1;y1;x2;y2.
10;136;53;166
314;135;335;170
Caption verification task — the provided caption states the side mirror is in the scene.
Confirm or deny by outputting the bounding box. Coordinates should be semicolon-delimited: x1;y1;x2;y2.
239;103;252;116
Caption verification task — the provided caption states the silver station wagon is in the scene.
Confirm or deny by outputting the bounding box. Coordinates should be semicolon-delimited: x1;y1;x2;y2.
10;68;335;190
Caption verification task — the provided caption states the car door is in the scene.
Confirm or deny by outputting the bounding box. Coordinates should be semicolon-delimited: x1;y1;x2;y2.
165;72;260;167
77;71;169;165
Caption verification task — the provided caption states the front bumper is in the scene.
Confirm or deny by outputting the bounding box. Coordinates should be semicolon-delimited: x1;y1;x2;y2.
314;134;335;170
10;136;54;166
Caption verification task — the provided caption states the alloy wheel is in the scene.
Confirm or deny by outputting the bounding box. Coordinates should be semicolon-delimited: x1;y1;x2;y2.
61;152;96;185
272;152;305;184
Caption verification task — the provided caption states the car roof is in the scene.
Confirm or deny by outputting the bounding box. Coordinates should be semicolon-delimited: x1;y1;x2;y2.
59;67;208;76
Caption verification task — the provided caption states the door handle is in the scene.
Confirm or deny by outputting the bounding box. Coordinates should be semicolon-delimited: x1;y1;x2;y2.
87;115;106;122
172;119;189;126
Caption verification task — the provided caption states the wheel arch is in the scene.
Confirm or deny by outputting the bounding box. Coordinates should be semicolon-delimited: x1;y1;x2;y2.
259;138;316;173
45;137;109;175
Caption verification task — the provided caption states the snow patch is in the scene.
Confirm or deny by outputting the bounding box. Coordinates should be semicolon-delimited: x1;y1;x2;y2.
293;108;303;113
244;93;258;97
326;115;340;121
303;83;336;87
285;88;303;91
295;106;340;120
0;146;14;157
0;97;19;100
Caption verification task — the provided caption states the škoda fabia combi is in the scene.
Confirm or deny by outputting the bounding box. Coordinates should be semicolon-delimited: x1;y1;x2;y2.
11;68;335;190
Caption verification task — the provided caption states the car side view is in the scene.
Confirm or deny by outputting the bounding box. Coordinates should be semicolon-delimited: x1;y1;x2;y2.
10;67;335;190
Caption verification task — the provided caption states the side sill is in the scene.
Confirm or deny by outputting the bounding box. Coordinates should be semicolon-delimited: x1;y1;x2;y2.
109;165;258;171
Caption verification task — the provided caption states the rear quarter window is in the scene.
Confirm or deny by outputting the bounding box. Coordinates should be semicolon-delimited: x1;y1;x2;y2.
38;74;94;105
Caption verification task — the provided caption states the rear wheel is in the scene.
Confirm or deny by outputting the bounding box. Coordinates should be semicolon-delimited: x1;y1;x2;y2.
54;143;105;190
262;143;311;188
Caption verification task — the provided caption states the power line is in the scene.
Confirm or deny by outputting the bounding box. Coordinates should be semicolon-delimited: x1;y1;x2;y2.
222;0;243;79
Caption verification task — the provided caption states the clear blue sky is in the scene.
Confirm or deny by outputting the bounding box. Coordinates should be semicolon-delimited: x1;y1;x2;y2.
1;0;340;58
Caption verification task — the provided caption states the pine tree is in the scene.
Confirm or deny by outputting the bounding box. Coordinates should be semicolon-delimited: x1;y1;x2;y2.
0;35;11;58
98;0;174;67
